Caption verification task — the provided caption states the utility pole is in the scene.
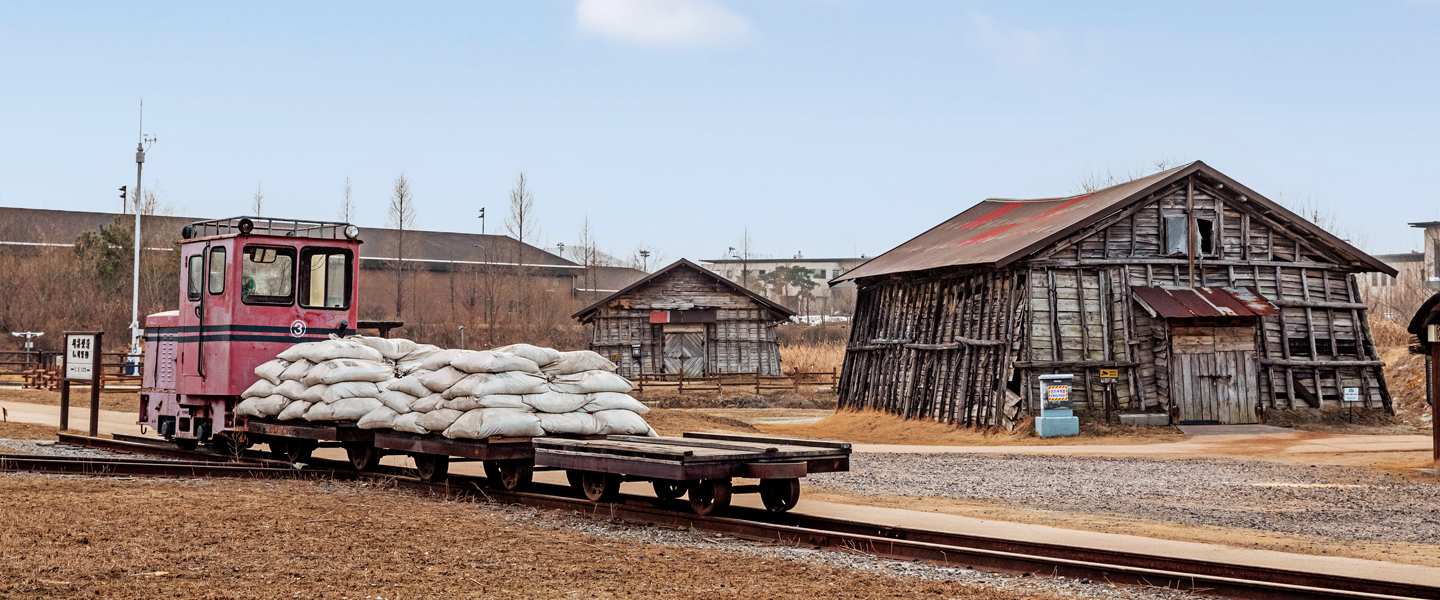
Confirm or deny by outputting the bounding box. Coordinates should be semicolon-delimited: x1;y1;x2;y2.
639;249;650;272
129;101;156;359
478;207;485;236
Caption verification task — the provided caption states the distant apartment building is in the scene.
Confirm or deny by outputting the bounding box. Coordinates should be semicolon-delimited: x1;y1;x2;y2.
700;254;870;316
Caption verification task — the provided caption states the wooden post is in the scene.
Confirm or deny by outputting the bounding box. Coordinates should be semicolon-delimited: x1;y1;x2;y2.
59;378;70;432
1433;344;1440;462
88;333;103;437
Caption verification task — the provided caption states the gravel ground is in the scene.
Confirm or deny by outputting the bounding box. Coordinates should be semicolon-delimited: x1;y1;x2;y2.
808;454;1440;546
0;438;156;459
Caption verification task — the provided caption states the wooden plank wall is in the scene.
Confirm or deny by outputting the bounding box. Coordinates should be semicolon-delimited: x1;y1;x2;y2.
585;266;787;377
838;269;1026;428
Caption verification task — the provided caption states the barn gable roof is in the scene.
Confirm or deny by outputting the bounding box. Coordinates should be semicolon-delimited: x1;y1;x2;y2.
571;258;797;323
833;161;1393;283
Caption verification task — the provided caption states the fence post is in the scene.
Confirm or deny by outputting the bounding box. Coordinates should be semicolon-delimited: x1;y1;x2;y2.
792;367;799;393
678;370;684;394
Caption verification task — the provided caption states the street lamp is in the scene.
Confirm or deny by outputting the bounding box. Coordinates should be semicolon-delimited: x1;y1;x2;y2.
639;249;650;272
459;325;467;349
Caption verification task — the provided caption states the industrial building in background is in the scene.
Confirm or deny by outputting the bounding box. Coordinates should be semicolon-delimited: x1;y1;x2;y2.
832;161;1395;428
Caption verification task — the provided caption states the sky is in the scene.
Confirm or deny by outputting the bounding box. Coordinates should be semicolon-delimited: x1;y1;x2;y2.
2;1;1438;266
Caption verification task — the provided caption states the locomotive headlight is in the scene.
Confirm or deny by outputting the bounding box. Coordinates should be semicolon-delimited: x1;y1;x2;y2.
343;224;360;240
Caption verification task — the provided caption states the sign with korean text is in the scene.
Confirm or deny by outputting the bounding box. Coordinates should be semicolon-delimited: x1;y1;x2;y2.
1342;387;1360;403
65;334;97;381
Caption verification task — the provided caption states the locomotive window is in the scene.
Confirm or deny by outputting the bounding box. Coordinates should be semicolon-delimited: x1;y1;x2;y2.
207;247;226;295
186;255;203;301
300;248;351;310
241;246;295;306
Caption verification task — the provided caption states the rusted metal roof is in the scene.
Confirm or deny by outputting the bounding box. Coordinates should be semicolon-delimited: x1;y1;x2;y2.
1131;286;1279;319
831;161;1396;283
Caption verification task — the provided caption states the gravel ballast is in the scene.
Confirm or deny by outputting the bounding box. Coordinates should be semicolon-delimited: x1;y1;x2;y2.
807;453;1440;545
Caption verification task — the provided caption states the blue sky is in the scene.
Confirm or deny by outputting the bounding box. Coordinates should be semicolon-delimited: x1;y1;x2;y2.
2;1;1437;264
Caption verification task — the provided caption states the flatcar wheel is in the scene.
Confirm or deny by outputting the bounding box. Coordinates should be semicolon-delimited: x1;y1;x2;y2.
565;470;585;495
210;432;252;456
652;480;686;501
414;455;450;482
483;460;533;491
759;478;801;513
580;471;621;503
173;438;199;451
687;479;732;516
344;443;381;471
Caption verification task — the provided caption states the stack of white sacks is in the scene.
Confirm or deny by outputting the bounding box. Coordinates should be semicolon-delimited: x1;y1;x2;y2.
236;337;653;438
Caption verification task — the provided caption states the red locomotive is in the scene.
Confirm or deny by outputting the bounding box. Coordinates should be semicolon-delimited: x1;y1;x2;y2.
139;217;361;450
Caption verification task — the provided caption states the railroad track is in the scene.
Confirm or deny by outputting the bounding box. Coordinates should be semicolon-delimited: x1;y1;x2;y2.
6;434;1436;600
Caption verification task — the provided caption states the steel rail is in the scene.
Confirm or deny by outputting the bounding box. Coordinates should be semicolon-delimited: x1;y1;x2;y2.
39;435;1440;600
0;454;351;479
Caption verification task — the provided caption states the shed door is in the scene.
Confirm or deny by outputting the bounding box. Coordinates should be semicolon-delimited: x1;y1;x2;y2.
663;324;707;377
1170;326;1259;424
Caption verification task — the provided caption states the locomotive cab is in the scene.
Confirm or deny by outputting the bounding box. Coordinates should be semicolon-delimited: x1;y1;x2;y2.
139;217;362;448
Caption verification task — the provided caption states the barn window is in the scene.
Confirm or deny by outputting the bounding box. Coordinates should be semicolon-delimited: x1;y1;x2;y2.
1287;337;1311;356
1335;338;1358;356
1164;216;1188;255
1314;338;1333;355
1196;219;1215;254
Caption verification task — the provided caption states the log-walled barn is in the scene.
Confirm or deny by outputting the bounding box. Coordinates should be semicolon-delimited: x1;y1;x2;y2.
573;259;796;378
831;161;1395;427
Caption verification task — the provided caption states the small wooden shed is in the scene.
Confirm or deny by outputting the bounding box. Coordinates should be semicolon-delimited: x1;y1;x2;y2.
831;161;1396;427
573;259;796;378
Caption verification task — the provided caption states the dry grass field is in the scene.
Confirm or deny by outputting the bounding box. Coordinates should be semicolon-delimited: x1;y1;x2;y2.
0;477;1037;600
779;341;845;374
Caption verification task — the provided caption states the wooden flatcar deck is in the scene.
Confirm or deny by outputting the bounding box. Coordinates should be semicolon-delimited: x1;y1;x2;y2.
533;432;850;482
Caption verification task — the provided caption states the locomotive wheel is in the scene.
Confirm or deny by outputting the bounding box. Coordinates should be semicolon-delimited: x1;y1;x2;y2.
565;469;585;495
687;479;732;516
580;471;621;503
344;443;382;471
173;438;199;451
483;460;533;491
652;480;686;501
209;432;252;456
414;455;450;483
759;478;801;513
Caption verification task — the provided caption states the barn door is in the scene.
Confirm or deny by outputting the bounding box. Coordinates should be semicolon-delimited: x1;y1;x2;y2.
663;324;707;377
1170;326;1259;424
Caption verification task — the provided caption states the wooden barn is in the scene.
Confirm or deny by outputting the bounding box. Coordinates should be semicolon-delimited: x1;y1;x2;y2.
831;161;1395;427
573;259;796;378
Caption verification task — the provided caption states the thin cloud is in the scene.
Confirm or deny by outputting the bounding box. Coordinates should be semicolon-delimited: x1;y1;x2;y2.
575;0;753;48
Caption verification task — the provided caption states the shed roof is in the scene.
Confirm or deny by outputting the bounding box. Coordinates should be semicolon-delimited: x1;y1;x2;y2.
833;161;1395;283
572;258;796;323
1132;286;1279;319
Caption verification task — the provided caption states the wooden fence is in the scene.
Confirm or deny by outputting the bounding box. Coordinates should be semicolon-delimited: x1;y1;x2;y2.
634;368;837;394
4;351;144;392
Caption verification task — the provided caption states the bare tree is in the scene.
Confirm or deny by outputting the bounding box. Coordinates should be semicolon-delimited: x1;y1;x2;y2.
1076;157;1181;193
387;173;416;318
732;227;757;290
506;173;537;267
575;215;606;294
625;243;664;273
339;176;356;223
138;182;170;216
251;184;264;216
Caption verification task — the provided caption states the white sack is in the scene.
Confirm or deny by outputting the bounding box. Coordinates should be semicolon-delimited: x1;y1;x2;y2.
542;350;616;376
443;408;544;439
522;391;592;414
349;335;418;361
357;406;400;430
410;394;445;413
235;397;264;418
241;379;275;399
276;343;311;363
418;348;473;372
298;339;384;363
416;408;464;432
442;371;548;399
274;380;308;400
390;412;430;435
594;409;655;436
537;412;602;436
492;343;561;368
306;397;381;421
396;344;443;375
388;372;432;397
582;392;650;415
420;366;469;393
254;359;291;385
253;394;291;417
441;396;485;411
548;370;634;395
321;381;381;404
378;389;417;414
303;359;394;386
298;384;330;403
478;394;533;410
279;359;315;382
277;400;312;421
450;351;541;375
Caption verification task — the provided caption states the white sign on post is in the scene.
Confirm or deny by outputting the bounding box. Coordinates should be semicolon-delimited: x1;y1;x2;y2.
65;334;97;381
1343;387;1360;403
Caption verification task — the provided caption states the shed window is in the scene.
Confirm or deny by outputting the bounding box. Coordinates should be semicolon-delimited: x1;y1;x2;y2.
1314;338;1333;355
1335;338;1358;356
1287;337;1311;357
207;247;226;295
1196;219;1215;254
1164;215;1215;256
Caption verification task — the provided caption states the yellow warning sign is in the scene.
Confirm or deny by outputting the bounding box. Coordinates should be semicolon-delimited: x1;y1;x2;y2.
1098;369;1118;379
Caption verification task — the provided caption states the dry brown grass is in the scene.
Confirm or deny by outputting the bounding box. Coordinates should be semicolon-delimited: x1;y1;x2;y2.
780;341;845;374
0;387;135;414
642;408;759;436
1370;318;1413;348
0;477;1045;599
760;408;1184;446
0;419;63;440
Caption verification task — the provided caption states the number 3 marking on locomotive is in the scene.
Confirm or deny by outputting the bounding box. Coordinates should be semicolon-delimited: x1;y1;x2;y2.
290;320;307;338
